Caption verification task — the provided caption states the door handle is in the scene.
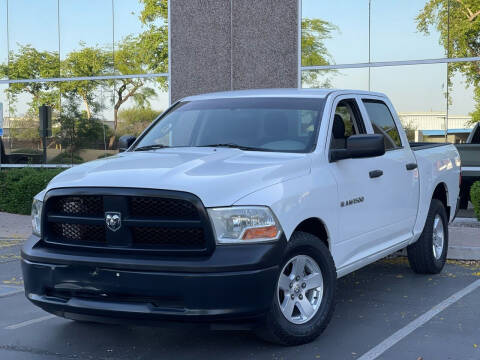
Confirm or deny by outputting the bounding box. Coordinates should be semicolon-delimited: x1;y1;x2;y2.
369;170;383;178
406;163;418;171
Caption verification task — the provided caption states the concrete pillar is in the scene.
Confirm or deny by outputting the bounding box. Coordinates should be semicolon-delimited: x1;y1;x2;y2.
170;0;298;102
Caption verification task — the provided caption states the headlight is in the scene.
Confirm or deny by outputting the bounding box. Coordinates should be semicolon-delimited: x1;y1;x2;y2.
31;197;43;237
207;206;282;244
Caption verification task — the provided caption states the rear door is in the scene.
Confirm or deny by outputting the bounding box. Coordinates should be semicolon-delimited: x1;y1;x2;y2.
360;96;420;245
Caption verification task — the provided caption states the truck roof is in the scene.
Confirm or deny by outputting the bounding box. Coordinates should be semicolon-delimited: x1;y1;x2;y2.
182;88;386;102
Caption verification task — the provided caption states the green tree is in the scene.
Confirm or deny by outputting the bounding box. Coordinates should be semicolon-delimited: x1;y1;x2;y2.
112;36;157;132
139;0;168;23
1;45;60;141
2;45;59;114
56;102;111;153
417;0;480;123
301;18;338;88
109;0;168;136
60;45;112;119
117;107;161;136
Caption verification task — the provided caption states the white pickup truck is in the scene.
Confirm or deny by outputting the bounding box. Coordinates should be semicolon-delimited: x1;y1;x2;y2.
23;89;461;345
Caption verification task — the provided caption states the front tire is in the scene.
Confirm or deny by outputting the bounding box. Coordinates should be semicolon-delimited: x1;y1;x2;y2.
256;231;337;346
407;199;448;274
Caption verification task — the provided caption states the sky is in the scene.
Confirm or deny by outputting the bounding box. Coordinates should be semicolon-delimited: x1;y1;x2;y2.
0;0;476;119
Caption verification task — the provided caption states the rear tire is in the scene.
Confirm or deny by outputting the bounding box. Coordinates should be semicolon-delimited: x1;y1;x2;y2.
256;231;336;346
407;199;448;274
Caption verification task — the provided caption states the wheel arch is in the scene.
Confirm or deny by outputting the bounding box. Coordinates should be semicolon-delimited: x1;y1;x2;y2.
292;217;330;250
432;182;450;220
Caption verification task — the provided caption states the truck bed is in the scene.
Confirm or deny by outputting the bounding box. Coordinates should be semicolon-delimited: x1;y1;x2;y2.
454;143;480;168
409;142;451;151
410;142;460;230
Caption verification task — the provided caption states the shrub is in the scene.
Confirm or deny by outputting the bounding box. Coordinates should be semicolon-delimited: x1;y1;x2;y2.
11;148;43;155
97;153;115;159
49;152;84;164
0;168;64;215
471;181;480;221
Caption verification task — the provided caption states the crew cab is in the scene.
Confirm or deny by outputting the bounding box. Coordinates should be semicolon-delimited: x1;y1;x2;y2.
22;89;461;345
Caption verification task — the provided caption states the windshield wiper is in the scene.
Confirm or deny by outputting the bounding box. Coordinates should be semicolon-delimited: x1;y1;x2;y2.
134;144;170;151
199;143;269;151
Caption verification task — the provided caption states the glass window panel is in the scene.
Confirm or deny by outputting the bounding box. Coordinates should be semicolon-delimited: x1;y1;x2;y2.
363;100;403;149
0;84;9;164
3;81;60;164
7;0;59;80
370;0;446;62
370;63;447;143
115;76;168;139
301;0;369;65
0;83;7;116
302;67;369;91
447;62;478;143
59;0;113;77
60;80;114;164
331;99;365;150
0;0;7;79
114;0;168;75
413;0;478;60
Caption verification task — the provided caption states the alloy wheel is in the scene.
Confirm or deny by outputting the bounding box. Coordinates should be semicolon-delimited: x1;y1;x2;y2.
277;255;324;324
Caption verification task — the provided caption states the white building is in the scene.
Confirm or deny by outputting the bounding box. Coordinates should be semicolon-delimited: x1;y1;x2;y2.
398;113;475;143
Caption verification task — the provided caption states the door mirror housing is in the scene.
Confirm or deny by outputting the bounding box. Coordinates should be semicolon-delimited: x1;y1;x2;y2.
118;135;137;152
330;134;385;162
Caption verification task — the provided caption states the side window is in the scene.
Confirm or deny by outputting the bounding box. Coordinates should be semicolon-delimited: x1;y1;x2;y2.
363;100;402;149
331;99;365;150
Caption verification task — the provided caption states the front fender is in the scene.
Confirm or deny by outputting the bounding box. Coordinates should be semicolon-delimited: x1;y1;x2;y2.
233;174;338;245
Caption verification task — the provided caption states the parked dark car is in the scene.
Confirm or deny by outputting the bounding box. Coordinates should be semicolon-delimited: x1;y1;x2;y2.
456;123;480;208
0;138;43;165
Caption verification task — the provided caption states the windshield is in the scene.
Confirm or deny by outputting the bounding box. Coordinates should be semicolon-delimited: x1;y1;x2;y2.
133;97;325;153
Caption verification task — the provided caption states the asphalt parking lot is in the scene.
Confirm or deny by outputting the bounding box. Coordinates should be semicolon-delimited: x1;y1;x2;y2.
1;236;480;360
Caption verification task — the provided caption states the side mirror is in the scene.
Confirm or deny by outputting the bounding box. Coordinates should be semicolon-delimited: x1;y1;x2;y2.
330;134;385;162
118;135;137;152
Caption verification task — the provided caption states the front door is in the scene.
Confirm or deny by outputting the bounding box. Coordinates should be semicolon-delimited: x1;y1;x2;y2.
327;96;387;268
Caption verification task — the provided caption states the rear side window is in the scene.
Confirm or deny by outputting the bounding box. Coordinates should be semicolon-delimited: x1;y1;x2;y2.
363;100;402;149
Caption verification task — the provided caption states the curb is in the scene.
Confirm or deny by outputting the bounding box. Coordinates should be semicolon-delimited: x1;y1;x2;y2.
452;217;480;228
396;246;480;261
448;219;480;260
448;246;480;261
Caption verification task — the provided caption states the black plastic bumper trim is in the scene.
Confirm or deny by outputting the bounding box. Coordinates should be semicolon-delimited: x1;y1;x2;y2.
22;258;280;322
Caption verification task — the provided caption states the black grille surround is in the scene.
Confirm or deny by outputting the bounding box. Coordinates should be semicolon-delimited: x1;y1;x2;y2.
42;188;215;256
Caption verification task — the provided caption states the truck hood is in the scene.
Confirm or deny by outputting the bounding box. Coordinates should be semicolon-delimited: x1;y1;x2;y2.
46;148;311;207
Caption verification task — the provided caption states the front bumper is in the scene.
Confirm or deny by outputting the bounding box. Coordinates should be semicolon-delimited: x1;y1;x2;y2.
21;235;285;323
